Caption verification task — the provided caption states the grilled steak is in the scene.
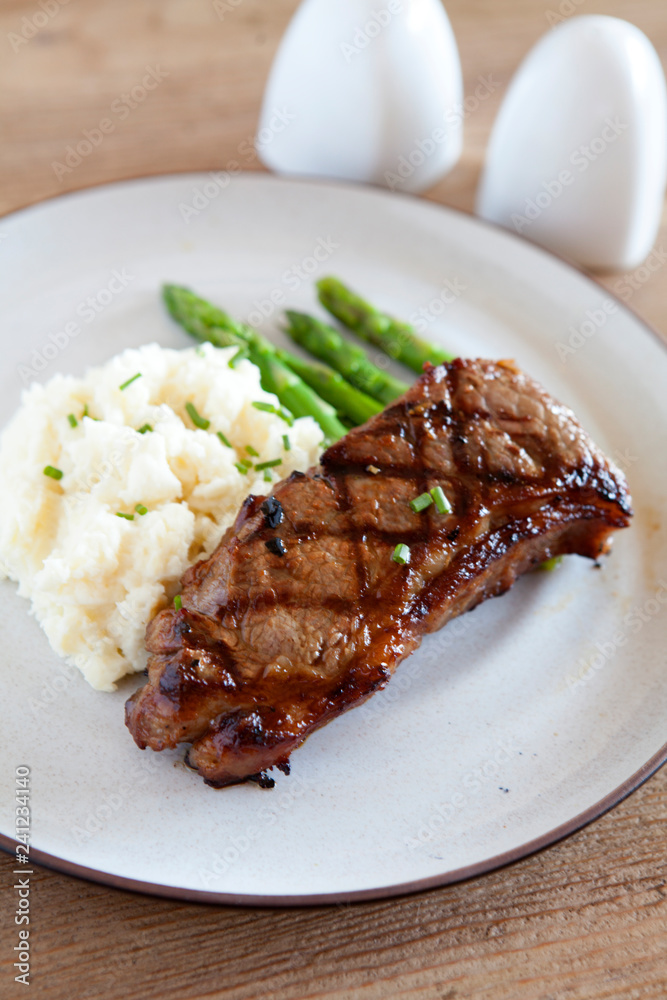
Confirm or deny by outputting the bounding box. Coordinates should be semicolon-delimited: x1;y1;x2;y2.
125;359;632;787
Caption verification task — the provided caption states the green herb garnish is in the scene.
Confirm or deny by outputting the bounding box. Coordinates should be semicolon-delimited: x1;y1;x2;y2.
119;373;142;391
43;465;63;481
216;431;232;448
255;458;282;471
67;413;78;428
245;444;260;458
135;504;148;516
430;486;452;514
392;543;411;566
234;462;250;475
282;434;291;452
116;511;134;521
228;349;246;369
250;400;294;426
409;492;433;513
173;595;182;610
137;423;152;434
185;402;210;430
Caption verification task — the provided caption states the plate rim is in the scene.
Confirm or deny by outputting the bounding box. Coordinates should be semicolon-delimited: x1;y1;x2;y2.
2;167;666;348
2;170;666;906
1;741;665;907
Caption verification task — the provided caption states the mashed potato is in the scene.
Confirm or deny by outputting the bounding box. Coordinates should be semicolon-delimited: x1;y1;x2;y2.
0;343;323;690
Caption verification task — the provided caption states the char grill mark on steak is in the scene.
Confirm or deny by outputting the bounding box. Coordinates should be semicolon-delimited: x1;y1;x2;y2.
125;359;632;787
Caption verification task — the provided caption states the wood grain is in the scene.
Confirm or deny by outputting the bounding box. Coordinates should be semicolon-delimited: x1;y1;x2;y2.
1;1;666;997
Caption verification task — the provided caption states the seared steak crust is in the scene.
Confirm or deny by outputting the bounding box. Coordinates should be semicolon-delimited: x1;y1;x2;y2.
125;359;632;787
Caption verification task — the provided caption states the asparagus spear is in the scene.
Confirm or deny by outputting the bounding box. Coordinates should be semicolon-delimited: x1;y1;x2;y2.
162;285;347;443
276;349;383;425
284;310;409;406
251;348;346;440
163;284;260;353
317;277;453;373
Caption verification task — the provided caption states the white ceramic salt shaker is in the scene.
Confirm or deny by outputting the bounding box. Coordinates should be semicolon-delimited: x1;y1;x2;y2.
256;0;463;193
476;16;667;271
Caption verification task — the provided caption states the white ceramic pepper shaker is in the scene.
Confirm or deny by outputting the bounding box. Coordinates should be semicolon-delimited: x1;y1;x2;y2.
256;0;463;194
476;16;667;272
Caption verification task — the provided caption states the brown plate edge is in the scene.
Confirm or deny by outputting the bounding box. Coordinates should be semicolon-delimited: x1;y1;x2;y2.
1;742;666;907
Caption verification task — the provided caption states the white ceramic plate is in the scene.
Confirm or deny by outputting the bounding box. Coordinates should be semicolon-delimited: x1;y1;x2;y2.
1;175;666;905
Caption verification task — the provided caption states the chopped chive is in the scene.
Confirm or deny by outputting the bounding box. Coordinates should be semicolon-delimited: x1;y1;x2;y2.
430;486;452;514
282;434;291;452
119;373;142;391
216;431;231;448
250;400;294;424
228;349;246;369
83;404;89;417
540;556;563;571
135;504;148;516
43;465;63;481
116;511;134;521
255;458;282;471
234;462;250;475
392;543;411;566
185;401;210;430
137;423;153;434
238;457;253;468
409;492;433;513
173;594;182;610
263;469;273;482
67;413;78;428
245;444;260;458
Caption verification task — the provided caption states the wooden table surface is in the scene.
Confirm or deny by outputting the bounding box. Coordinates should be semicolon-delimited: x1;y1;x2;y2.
1;1;666;997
